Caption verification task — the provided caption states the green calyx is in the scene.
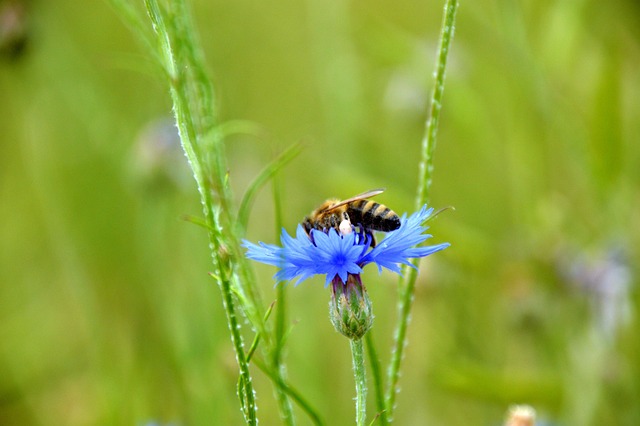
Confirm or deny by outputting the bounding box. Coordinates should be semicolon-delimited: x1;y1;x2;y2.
329;274;373;340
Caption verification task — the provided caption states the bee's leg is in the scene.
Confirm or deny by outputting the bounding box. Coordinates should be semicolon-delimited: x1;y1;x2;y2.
302;218;317;243
328;215;340;232
302;218;313;235
367;230;376;248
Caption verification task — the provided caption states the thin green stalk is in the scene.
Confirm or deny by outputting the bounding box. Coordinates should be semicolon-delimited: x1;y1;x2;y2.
385;0;458;421
245;301;276;362
272;176;295;425
365;332;388;426
272;177;286;346
144;0;257;423
414;0;459;210
253;358;324;426
107;0;155;55
351;338;367;426
237;143;302;231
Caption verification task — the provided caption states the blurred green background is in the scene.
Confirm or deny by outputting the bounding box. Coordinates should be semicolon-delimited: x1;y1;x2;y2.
1;0;639;424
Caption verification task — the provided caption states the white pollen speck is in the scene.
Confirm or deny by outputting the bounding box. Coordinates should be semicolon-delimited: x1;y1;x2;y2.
339;220;353;236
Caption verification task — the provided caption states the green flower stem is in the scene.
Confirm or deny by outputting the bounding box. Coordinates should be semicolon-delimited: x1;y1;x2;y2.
351;338;367;426
272;178;295;425
365;332;388;426
273;284;294;426
253;358;324;426
415;0;459;210
144;0;257;423
385;0;458;421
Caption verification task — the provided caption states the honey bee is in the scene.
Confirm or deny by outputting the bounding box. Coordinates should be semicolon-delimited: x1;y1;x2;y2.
302;189;401;247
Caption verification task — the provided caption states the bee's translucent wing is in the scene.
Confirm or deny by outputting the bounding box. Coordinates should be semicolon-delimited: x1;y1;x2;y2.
322;188;385;212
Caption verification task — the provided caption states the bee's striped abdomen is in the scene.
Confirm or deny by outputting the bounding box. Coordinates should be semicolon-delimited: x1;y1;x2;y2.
347;200;401;232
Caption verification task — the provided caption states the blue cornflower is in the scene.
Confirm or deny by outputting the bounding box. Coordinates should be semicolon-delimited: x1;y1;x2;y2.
243;205;450;286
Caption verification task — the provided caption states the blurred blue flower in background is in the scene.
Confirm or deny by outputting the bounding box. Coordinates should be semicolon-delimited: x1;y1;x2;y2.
559;245;632;342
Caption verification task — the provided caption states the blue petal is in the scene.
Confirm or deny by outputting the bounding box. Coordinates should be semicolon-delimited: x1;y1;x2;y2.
311;229;363;285
361;205;449;273
244;225;364;285
243;204;449;285
243;240;284;267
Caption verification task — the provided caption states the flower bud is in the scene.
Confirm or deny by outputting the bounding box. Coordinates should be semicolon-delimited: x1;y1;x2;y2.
329;274;373;340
